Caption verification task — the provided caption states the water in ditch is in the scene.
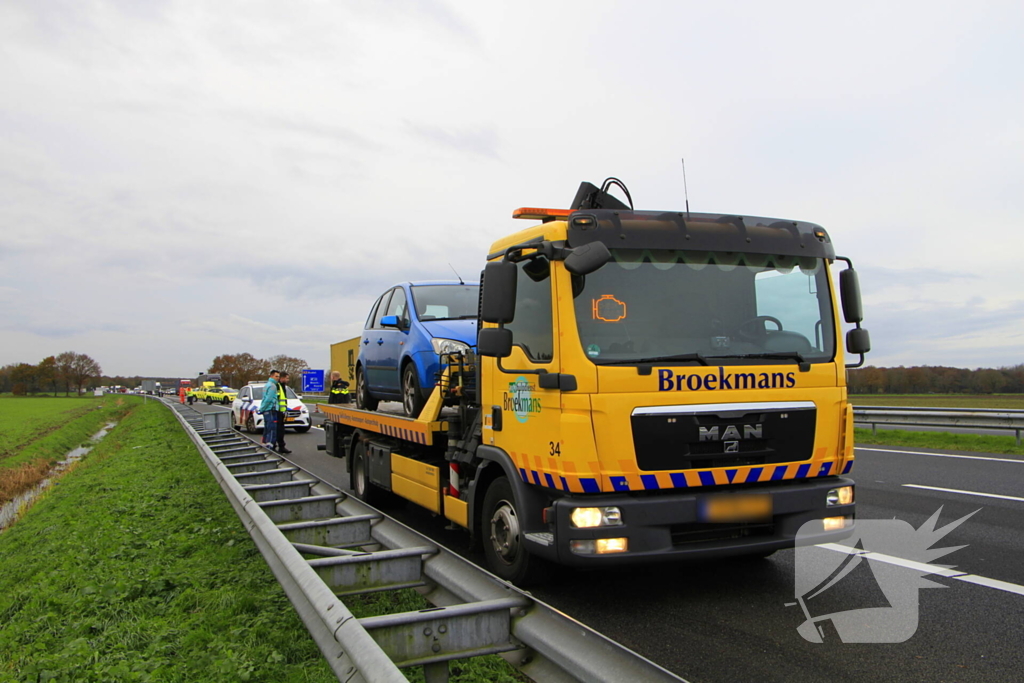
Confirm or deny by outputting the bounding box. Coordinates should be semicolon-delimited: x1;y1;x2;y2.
0;422;118;532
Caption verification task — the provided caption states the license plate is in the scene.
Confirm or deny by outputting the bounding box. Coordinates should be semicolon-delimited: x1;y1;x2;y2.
286;417;296;422
700;494;772;522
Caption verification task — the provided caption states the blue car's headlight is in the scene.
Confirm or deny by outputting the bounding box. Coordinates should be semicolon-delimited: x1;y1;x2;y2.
431;338;470;355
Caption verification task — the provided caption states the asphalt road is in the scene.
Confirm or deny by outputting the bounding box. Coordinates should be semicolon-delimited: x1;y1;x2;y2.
189;401;1024;683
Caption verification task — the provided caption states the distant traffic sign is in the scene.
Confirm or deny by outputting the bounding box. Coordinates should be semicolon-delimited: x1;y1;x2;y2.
302;369;325;393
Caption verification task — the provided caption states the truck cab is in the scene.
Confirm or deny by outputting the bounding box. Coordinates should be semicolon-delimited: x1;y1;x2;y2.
471;183;869;580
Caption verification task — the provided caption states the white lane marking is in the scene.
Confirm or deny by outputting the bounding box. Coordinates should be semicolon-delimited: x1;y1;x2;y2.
902;484;1024;503
819;543;1024;597
956;574;1024;596
856;447;1024;464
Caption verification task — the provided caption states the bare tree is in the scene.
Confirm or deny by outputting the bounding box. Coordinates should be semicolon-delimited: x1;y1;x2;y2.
37;356;58;395
10;363;37;395
68;353;102;395
55;351;76;396
267;355;309;387
209;352;270;387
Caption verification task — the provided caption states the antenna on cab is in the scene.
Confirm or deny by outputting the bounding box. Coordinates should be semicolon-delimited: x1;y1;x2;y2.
681;158;691;220
449;263;464;285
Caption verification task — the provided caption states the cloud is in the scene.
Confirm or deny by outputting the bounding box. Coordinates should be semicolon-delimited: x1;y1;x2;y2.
405;122;501;160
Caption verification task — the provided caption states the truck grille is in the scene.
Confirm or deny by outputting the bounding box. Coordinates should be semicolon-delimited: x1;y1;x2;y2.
631;402;816;471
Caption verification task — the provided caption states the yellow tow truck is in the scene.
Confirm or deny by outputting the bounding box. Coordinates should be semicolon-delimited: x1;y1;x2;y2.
319;178;870;584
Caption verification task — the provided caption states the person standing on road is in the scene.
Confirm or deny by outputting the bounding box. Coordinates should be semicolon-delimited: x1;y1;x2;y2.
259;370;281;449
275;372;292;454
328;370;350;404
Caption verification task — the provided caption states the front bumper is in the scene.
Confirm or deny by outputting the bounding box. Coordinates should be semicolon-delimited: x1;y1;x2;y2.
527;476;855;567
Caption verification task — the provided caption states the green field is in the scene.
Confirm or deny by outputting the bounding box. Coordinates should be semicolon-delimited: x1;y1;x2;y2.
0;397;97;461
849;394;1024;409
0;397;140;486
0;399;521;682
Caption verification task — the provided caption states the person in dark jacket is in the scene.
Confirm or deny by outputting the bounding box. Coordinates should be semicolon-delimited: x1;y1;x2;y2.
328;371;350;404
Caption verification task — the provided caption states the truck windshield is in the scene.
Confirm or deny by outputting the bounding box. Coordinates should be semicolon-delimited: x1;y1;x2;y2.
411;284;480;320
572;249;836;365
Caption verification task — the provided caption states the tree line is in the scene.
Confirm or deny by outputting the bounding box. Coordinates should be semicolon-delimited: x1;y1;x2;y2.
206;353;310;389
0;352;103;396
848;364;1024;394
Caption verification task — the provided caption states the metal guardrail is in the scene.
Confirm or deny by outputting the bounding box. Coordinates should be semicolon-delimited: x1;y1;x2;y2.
853;406;1024;446
161;400;686;683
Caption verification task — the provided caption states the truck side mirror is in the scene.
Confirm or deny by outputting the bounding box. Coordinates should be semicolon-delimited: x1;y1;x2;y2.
846;327;871;355
380;314;400;328
564;241;611;276
839;268;863;323
478;327;513;358
481;261;517;324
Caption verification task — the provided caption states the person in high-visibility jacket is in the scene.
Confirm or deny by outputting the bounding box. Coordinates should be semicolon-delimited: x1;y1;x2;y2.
328;371;350;404
274;372;292;454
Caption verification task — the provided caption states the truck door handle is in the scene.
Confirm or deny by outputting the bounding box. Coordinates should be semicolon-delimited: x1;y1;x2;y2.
377;338;384;345
363;338;369;345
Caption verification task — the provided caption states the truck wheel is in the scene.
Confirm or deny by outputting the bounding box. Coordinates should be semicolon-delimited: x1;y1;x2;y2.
482;477;550;585
356;365;378;411
246;415;258;434
351;440;383;506
401;364;425;417
206;397;212;405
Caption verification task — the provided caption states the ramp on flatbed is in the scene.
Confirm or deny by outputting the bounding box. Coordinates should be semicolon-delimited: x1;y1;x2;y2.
315;403;451;446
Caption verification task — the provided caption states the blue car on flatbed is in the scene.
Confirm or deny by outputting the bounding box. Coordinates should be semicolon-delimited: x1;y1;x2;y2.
356;280;479;416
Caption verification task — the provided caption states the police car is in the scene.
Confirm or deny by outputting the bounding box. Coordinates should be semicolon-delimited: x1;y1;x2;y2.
232;382;311;434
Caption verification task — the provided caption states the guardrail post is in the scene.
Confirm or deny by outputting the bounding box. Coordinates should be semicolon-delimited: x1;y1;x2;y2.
1017;429;1021;447
871;421;876;436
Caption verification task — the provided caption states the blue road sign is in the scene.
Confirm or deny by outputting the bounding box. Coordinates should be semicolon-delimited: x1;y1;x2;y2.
302;369;325;393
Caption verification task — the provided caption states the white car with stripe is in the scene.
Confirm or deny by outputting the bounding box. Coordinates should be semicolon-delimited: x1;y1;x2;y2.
232;382;311;434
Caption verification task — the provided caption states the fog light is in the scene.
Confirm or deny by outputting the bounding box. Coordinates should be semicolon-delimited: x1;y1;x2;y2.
827;486;854;506
570;540;596;555
595;538;628;554
570;506;622;528
569;538;629;555
823;516;848;531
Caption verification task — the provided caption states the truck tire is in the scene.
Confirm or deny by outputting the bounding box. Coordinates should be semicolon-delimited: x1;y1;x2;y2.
481;477;550;585
401;364;425;417
351;439;384;506
356;365;378;411
246;414;258;434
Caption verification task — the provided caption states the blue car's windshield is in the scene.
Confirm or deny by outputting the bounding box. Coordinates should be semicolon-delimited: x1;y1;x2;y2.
411;285;480;321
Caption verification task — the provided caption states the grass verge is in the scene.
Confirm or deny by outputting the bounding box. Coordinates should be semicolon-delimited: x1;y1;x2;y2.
854;428;1024;456
0;400;524;682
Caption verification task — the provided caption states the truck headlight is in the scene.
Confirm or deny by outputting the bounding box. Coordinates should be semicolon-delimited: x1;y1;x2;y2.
431;338;470;355
827;486;854;506
570;506;622;528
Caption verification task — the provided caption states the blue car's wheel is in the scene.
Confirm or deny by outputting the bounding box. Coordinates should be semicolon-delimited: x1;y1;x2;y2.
356;364;378;412
402;363;425;417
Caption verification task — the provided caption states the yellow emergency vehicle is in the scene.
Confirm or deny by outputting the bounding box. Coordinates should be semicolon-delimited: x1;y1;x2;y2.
319;179;870;584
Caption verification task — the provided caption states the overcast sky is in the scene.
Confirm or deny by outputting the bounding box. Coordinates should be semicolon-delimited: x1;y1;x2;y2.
2;0;1022;377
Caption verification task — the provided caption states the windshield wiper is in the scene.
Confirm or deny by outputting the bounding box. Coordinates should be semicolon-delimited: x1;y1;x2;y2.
706;352;807;363
597;353;709;366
